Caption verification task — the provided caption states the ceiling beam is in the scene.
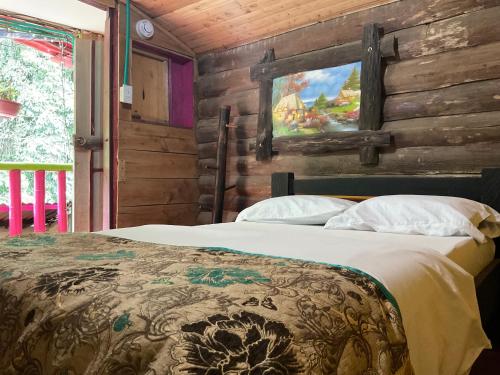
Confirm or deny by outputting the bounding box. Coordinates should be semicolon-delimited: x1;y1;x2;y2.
79;0;116;9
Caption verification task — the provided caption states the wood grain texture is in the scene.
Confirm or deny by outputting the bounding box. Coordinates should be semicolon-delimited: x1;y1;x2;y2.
118;178;199;207
385;41;500;94
359;23;384;165
117;203;199;227
273;131;391;155
194;0;500;222
196;113;500;160
197;0;500;73
197;115;258;143
119;150;198;179
200;142;500;177
129;3;194;57
196;6;500;101
119;120;197;154
131;53;169;123
384;79;500;121
79;0;115;9
254;49;275;161
116;3;199;229
198;89;259;119
213;106;231;223
134;0;398;53
73;39;93;232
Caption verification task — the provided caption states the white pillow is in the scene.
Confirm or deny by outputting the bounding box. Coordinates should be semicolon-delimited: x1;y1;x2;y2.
324;195;500;243
235;195;356;225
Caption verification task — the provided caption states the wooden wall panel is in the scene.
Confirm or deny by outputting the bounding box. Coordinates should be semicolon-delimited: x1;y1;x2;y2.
195;0;500;224
115;2;198;228
131;53;169;123
120;120;197;154
116;123;199;227
118;203;199;227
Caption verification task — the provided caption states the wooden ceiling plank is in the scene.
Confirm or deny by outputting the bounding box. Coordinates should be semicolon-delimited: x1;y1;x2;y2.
189;0;396;52
155;0;251;32
79;0;116;9
132;0;204;18
173;0;378;43
137;0;398;53
170;0;312;38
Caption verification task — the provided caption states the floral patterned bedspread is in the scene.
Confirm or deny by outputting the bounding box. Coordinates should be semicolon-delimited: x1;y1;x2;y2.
0;233;413;375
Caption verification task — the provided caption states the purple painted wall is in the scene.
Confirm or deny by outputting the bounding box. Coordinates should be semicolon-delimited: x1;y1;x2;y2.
170;60;194;128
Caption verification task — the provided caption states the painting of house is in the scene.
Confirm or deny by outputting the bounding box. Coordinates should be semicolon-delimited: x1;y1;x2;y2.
272;62;362;137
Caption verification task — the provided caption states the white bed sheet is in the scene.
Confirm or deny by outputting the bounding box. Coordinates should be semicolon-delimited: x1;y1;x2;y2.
100;223;493;375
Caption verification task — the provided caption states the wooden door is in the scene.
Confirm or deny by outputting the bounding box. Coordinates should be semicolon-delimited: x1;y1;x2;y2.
131;52;169;123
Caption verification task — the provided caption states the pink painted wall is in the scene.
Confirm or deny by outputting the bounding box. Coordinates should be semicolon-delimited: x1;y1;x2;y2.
170;60;194;128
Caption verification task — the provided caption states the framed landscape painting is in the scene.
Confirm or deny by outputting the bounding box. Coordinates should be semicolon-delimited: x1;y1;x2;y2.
272;62;361;138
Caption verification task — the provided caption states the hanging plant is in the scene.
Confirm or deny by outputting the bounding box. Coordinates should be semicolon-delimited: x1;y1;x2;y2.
0;78;21;119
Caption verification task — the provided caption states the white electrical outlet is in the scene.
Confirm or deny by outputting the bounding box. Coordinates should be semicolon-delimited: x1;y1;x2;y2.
120;85;133;104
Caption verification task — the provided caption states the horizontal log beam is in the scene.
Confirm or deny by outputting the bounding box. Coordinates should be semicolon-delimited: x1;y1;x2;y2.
271;131;391;155
384;78;500;121
383;111;500;131
197;115;258;143
391;6;500;61
199;142;500;177
198;89;259;119
385;41;500;95
198;74;500;123
198;0;500;76
197;6;500;101
250;37;395;82
197;112;500;160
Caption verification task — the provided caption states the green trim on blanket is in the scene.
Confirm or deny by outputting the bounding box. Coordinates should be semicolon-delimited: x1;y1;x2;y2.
204;246;401;314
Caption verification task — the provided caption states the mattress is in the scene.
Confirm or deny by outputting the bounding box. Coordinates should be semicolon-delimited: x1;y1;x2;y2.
101;222;494;375
102;222;495;277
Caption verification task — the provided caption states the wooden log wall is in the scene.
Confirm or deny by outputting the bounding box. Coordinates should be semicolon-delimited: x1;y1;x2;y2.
115;4;198;227
195;0;500;224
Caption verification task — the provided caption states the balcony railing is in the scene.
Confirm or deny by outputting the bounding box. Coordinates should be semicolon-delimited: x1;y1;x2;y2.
0;162;72;236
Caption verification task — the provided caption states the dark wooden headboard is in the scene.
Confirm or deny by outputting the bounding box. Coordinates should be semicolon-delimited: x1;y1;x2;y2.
272;169;500;212
272;169;500;255
271;169;500;342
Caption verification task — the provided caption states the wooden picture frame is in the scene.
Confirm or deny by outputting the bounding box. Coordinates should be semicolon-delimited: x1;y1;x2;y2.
250;23;396;165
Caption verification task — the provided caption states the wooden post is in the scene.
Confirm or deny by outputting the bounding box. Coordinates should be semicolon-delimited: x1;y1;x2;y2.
33;170;46;233
212;105;231;224
359;23;384;165
57;170;68;233
8;169;22;237
255;49;275;161
271;173;295;197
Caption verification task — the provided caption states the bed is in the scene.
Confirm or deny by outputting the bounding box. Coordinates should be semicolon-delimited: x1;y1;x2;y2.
269;169;500;347
0;170;498;375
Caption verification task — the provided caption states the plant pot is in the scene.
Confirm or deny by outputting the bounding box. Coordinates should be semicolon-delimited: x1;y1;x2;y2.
0;99;21;118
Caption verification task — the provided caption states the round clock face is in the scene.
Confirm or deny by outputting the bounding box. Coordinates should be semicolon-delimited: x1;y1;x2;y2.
136;19;155;40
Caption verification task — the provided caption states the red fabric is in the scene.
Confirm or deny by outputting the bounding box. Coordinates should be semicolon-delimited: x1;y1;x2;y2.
13;39;73;68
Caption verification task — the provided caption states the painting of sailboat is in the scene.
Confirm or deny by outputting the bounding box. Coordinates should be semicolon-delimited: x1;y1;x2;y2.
272;62;361;137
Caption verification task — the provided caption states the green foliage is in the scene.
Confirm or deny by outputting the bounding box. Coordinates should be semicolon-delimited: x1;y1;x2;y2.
0;39;74;204
312;93;329;111
342;67;361;90
0;78;19;101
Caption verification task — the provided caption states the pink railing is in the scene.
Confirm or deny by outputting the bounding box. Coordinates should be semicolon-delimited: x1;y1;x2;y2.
1;163;72;236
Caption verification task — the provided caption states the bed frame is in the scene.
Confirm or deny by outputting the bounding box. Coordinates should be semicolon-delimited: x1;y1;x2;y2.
271;169;500;345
